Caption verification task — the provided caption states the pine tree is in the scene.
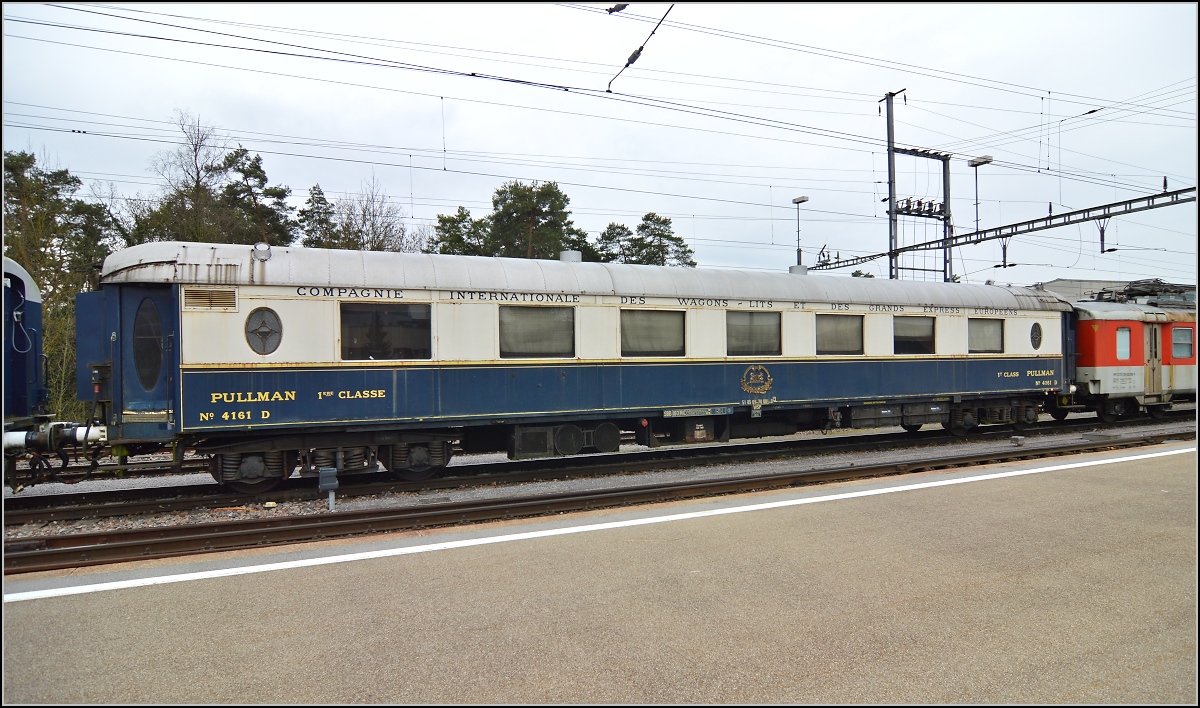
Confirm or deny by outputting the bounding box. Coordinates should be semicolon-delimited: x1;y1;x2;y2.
426;181;600;260
629;212;695;267
596;222;634;263
298;184;339;249
219;147;295;246
425;206;491;256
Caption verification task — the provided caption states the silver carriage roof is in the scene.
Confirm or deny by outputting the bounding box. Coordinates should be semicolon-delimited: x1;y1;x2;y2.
1070;300;1196;322
101;241;1071;312
3;256;43;303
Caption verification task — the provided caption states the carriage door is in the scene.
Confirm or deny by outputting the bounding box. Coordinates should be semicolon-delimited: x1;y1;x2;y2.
1144;323;1162;397
119;285;177;438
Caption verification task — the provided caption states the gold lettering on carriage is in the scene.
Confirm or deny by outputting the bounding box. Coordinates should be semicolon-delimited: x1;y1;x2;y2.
337;389;387;399
450;291;580;303
296;287;404;298
210;391;296;403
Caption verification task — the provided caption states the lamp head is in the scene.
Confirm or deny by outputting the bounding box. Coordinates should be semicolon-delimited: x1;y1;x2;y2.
792;196;809;204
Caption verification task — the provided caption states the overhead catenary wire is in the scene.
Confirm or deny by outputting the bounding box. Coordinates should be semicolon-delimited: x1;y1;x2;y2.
3;31;901;158
12;6;1193;187
8;108;1180;203
11;97;1185;184
5;32;1182;199
10;121;886;219
11;110;1190;277
19;6;1192;186
69;2;1198;125
7;6;1193;282
607;3;672;92
912;90;1197;179
14;7;896;148
565;2;1198;118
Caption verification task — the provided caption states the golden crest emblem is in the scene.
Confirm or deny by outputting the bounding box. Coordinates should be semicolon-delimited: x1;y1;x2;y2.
740;365;773;395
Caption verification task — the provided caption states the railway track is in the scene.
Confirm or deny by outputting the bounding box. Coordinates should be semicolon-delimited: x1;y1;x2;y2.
4;411;1193;526
4;425;1194;575
7;457;212;487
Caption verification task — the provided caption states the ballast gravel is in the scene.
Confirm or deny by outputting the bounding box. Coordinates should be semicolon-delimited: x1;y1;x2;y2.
4;417;1194;541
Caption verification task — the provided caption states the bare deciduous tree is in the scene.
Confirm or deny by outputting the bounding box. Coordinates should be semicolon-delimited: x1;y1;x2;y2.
151;111;229;195
336;174;421;252
409;222;435;253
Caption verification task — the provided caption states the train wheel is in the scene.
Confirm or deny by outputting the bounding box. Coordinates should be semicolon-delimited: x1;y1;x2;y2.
901;423;922;433
1049;408;1070;422
1096;404;1119;424
592;422;622;453
390;443;448;482
940;420;971;437
554;425;584;456
395;465;439;482
1147;405;1166;420
1011;406;1036;431
942;410;975;437
227;477;283;495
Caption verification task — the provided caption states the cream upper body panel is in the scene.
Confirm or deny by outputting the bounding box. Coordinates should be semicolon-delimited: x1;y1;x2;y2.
129;243;1071;366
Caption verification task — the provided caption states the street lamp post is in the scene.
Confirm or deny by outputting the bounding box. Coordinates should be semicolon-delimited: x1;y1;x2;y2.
792;196;809;265
967;156;993;234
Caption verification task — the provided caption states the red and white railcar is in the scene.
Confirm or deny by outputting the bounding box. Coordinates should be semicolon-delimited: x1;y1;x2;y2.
1072;301;1196;421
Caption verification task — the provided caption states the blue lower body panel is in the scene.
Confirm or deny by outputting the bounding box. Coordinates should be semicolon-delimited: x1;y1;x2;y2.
180;358;1063;432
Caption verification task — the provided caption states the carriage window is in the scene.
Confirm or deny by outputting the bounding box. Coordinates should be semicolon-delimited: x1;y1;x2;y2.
133;297;163;390
968;318;1003;353
1171;327;1192;359
894;316;935;355
341;303;431;360
500;306;574;358
816;314;863;355
727;311;781;356
245;308;283;356
1116;326;1131;360
621;310;684;357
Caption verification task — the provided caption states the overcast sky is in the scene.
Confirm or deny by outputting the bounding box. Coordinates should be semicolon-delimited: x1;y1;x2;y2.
3;3;1196;287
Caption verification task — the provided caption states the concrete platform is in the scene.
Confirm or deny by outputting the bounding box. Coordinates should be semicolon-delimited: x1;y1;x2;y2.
4;442;1196;703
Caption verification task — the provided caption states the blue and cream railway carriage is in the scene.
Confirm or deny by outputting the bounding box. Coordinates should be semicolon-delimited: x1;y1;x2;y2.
77;242;1072;491
4;256;105;480
4;257;47;432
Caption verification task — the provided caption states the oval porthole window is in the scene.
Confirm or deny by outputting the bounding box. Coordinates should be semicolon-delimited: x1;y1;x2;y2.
245;307;283;355
133;297;163;391
1030;322;1043;350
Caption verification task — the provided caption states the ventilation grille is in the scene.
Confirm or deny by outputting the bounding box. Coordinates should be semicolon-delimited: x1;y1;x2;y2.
184;288;237;310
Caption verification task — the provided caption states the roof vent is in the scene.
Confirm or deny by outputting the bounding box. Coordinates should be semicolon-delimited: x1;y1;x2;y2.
559;250;582;262
251;241;272;262
184;288;238;310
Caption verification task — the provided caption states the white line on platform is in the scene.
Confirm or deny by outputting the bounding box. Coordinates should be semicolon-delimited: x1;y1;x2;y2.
5;445;1195;603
